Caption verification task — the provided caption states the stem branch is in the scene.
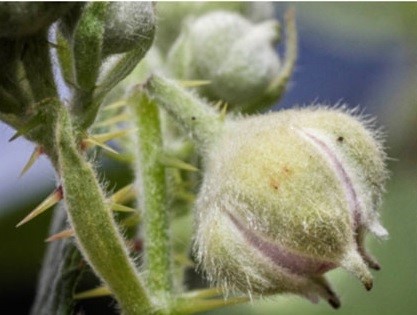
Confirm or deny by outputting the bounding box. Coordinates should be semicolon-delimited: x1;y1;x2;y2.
129;89;172;305
146;75;223;152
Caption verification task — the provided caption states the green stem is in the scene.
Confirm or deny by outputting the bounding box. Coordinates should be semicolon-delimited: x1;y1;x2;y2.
145;75;223;152
53;104;153;315
71;2;107;130
129;89;172;305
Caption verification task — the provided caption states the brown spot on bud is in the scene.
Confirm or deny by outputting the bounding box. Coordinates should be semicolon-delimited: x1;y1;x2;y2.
282;166;293;177
269;178;280;190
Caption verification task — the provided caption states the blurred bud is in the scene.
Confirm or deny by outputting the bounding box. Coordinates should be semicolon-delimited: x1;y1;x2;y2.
195;107;388;307
167;11;281;107
156;2;245;53
103;2;155;56
0;3;74;38
156;2;275;53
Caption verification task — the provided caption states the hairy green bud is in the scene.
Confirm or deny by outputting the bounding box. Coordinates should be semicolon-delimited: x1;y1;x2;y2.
195;107;388;307
156;2;274;53
167;11;281;107
102;2;155;56
0;3;74;38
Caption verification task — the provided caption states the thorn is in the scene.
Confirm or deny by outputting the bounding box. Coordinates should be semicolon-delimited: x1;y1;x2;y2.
103;100;127;111
178;80;211;88
176;190;196;203
9;115;42;142
158;154;198;172
120;213;141;228
102;150;134;164
74;286;111;300
111;203;135;212
110;184;135;204
45;228;74;242
180;287;222;300
83;137;119;155
47;40;61;49
213;100;223;111
19;146;44;177
90;128;137;144
176;296;249;314
173;253;194;268
16;186;63;227
219;102;229;120
94;113;130;128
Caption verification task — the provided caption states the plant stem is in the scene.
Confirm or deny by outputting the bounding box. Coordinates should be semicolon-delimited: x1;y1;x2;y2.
129;89;172;305
145;75;223;153
54;104;153;315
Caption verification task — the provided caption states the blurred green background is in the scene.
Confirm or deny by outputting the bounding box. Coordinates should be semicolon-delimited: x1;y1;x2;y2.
0;3;416;314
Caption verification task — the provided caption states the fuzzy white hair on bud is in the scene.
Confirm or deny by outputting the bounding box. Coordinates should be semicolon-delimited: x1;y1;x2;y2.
103;2;155;56
167;11;281;106
194;106;388;308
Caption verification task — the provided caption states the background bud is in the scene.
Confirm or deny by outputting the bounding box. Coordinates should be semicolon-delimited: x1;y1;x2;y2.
156;2;274;54
195;107;388;307
103;2;155;56
167;11;281;107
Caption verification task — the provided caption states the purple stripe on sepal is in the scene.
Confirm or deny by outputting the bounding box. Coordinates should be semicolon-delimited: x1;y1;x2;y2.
298;129;362;228
227;211;336;276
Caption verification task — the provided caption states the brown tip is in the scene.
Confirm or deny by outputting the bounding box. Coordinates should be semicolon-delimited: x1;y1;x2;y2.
371;262;381;271
328;297;341;309
364;280;373;291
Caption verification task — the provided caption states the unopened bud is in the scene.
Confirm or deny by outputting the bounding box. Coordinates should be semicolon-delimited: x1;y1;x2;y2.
156;2;273;53
167;11;281;107
195;107;388;307
103;2;155;56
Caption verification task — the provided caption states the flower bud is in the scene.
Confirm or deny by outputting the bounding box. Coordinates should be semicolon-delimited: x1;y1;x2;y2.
167;11;281;106
0;3;74;38
102;2;155;56
195;107;388;307
156;2;273;53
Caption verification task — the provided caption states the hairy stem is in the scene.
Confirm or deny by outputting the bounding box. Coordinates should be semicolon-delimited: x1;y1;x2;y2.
129;89;172;305
54;104;152;315
145;75;223;152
